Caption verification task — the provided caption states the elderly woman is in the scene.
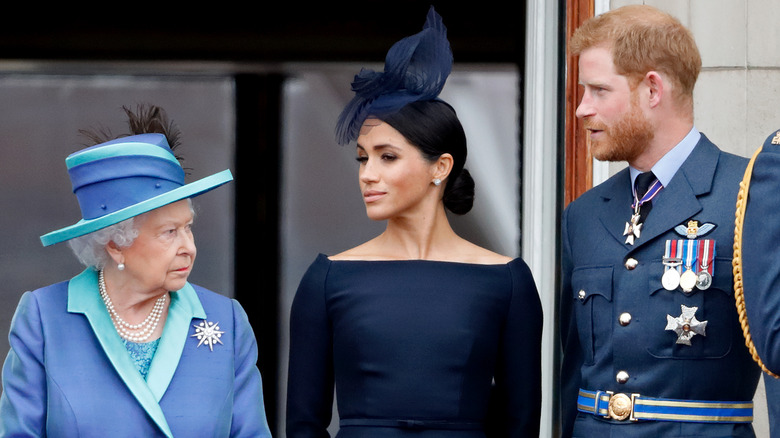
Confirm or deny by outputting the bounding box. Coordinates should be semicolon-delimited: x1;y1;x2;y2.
0;106;272;437
286;7;542;438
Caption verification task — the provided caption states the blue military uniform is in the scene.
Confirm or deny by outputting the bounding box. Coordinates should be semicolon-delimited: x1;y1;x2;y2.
560;130;761;437
734;128;780;438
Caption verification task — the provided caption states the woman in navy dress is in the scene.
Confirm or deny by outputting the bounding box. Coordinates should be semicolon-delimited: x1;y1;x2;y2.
286;7;542;437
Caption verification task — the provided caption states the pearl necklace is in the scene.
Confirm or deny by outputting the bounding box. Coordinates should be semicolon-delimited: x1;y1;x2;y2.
99;269;167;343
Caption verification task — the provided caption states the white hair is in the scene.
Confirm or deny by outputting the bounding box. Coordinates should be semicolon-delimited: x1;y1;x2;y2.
68;217;139;269
66;199;196;269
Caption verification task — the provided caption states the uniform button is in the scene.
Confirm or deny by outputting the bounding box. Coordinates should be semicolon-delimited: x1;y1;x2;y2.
625;258;638;270
578;290;586;300
619;313;632;326
616;371;630;384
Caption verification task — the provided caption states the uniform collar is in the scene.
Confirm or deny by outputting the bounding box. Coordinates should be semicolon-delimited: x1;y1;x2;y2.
598;132;719;249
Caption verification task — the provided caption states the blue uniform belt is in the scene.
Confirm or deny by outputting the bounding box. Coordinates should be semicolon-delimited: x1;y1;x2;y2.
577;389;753;423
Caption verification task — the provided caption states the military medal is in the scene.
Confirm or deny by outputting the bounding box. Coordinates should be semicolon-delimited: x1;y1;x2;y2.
696;269;712;290
679;239;698;293
624;177;663;245
696;239;715;290
623;210;642;245
662;261;681;290
665;304;707;345
662;239;682;291
671;219;718;292
680;269;697;292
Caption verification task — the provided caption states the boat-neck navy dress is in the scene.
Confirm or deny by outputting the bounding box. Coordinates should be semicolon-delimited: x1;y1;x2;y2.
286;254;543;437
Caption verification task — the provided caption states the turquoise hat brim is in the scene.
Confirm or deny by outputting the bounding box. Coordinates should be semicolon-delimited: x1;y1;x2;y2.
40;169;233;247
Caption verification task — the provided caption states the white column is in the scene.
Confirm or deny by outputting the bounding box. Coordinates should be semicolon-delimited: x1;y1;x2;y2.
522;0;560;436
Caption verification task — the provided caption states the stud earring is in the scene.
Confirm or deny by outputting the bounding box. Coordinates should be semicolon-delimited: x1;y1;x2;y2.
118;263;125;271
433;178;441;186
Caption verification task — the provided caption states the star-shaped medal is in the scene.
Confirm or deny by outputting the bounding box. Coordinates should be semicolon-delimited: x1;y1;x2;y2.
191;320;225;351
624;213;642;245
665;304;707;345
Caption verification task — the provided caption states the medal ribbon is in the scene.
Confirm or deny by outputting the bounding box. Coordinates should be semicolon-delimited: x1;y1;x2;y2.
663;239;683;274
664;239;673;267
682;239;698;273
698;239;715;276
631;178;663;210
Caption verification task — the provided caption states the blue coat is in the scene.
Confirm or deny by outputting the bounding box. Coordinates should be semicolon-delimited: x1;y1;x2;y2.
737;128;780;437
560;135;761;437
0;268;272;437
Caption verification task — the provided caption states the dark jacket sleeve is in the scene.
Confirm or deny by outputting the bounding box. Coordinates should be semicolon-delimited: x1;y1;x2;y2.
487;258;543;437
286;256;335;438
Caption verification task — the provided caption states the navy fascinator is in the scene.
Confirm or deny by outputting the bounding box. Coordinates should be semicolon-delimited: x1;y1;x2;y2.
335;6;453;145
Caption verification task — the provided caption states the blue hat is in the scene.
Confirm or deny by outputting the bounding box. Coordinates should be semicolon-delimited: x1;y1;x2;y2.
40;133;233;246
334;6;453;145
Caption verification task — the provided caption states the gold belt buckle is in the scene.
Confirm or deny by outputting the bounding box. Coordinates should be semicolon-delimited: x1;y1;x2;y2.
606;391;639;421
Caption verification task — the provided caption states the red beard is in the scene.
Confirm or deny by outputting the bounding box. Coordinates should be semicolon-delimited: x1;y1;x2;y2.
585;95;654;163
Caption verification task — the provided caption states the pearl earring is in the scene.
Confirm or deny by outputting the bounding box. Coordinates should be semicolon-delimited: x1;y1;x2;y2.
118;263;125;271
433;178;441;186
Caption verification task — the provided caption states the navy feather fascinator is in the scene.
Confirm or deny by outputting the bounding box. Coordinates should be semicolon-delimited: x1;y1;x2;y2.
335;6;453;145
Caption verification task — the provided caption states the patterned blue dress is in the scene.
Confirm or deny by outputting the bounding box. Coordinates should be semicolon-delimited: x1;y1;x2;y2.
122;338;161;380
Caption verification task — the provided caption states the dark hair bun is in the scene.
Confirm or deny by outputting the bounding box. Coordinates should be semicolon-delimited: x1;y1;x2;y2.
443;168;475;215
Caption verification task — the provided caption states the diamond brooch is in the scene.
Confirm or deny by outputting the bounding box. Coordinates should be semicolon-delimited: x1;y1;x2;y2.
191;320;225;351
